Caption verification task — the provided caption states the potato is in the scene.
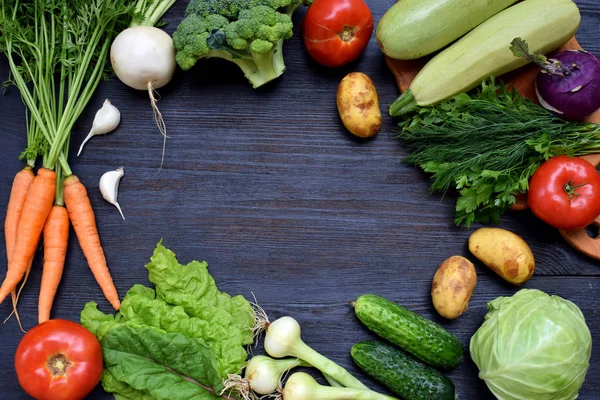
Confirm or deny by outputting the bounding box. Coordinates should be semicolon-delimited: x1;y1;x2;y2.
336;72;381;138
431;256;477;319
468;228;535;285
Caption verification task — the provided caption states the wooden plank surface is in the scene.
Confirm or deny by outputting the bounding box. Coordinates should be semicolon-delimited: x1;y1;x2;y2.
0;0;599;398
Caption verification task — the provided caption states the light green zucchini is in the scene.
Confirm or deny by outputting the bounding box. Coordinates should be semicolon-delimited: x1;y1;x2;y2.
376;0;518;60
389;0;581;116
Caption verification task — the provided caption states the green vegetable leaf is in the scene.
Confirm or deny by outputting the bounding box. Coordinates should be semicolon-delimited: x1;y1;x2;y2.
117;285;251;377
80;302;117;340
102;370;156;400
395;77;600;227
102;325;223;400
146;244;254;338
510;37;542;63
144;243;254;373
80;242;255;400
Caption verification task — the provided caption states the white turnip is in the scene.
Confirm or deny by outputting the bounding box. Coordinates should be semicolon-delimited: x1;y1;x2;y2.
111;0;177;167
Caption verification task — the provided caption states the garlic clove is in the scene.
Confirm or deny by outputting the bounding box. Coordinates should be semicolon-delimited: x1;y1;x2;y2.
99;167;125;220
78;99;121;156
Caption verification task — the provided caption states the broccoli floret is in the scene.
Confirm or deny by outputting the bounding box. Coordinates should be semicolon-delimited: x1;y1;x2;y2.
173;0;312;88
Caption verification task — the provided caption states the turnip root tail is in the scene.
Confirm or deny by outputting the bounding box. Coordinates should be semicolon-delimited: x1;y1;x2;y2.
147;81;168;169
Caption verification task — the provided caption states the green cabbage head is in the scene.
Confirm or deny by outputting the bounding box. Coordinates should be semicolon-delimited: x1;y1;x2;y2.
470;289;591;400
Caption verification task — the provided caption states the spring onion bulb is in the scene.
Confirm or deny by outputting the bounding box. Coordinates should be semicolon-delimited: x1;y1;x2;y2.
282;373;398;400
264;316;368;390
78;99;120;156
223;356;308;400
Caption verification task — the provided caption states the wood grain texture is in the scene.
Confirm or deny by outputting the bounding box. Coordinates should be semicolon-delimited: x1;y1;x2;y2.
0;0;599;399
560;154;600;260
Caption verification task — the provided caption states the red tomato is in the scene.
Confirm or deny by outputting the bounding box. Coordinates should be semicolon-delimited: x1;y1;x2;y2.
528;155;600;230
302;0;374;67
14;319;103;400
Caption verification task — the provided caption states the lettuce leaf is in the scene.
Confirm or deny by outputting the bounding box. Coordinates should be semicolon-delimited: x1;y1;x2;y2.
81;242;255;400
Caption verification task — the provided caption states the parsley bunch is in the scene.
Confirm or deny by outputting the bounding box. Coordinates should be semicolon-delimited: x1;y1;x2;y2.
395;78;600;227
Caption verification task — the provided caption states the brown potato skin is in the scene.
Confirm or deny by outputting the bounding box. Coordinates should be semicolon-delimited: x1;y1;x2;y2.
468;228;535;285
431;256;477;319
336;72;382;138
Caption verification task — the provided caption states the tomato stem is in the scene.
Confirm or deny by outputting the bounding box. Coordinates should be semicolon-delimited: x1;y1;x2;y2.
338;26;356;43
564;180;589;199
47;353;72;377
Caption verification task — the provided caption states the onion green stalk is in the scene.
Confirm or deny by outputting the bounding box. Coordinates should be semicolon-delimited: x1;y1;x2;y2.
263;316;368;390
282;373;398;400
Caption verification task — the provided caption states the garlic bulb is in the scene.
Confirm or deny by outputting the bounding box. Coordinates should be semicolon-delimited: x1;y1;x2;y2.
78;99;121;156
99;168;125;220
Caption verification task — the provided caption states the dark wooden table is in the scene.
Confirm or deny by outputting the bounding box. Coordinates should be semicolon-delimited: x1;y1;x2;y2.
1;1;599;399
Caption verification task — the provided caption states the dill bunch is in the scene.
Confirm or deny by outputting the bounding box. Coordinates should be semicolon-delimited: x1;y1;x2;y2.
395;78;600;227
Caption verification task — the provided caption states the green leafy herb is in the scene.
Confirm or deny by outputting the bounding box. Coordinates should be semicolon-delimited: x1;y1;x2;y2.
81;242;255;400
395;78;600;227
510;37;571;77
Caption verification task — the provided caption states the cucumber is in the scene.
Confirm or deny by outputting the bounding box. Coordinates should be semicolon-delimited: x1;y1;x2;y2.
390;0;581;116
351;341;456;400
353;294;463;369
376;0;518;60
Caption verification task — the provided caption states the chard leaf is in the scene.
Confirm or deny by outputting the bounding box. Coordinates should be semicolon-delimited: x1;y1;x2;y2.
101;325;223;400
102;370;156;400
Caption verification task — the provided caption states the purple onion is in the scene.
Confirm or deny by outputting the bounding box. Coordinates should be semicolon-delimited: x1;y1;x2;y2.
535;50;600;121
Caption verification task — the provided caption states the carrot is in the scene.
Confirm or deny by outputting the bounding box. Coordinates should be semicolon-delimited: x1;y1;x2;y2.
0;168;56;304
5;256;36;332
4;166;36;313
63;175;120;310
5;166;35;262
37;205;69;323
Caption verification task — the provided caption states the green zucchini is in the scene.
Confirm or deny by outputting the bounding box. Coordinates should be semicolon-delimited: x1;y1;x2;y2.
390;0;581;116
376;0;518;60
351;340;456;400
353;294;463;369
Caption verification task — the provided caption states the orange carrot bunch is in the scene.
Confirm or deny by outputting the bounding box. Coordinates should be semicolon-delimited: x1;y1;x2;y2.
0;0;128;329
2;162;121;328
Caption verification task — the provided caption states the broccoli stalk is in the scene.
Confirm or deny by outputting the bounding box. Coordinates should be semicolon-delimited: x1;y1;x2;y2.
207;48;285;89
203;29;287;88
172;0;311;89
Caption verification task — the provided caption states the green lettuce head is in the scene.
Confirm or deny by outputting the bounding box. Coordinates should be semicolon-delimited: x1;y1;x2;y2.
470;289;591;400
